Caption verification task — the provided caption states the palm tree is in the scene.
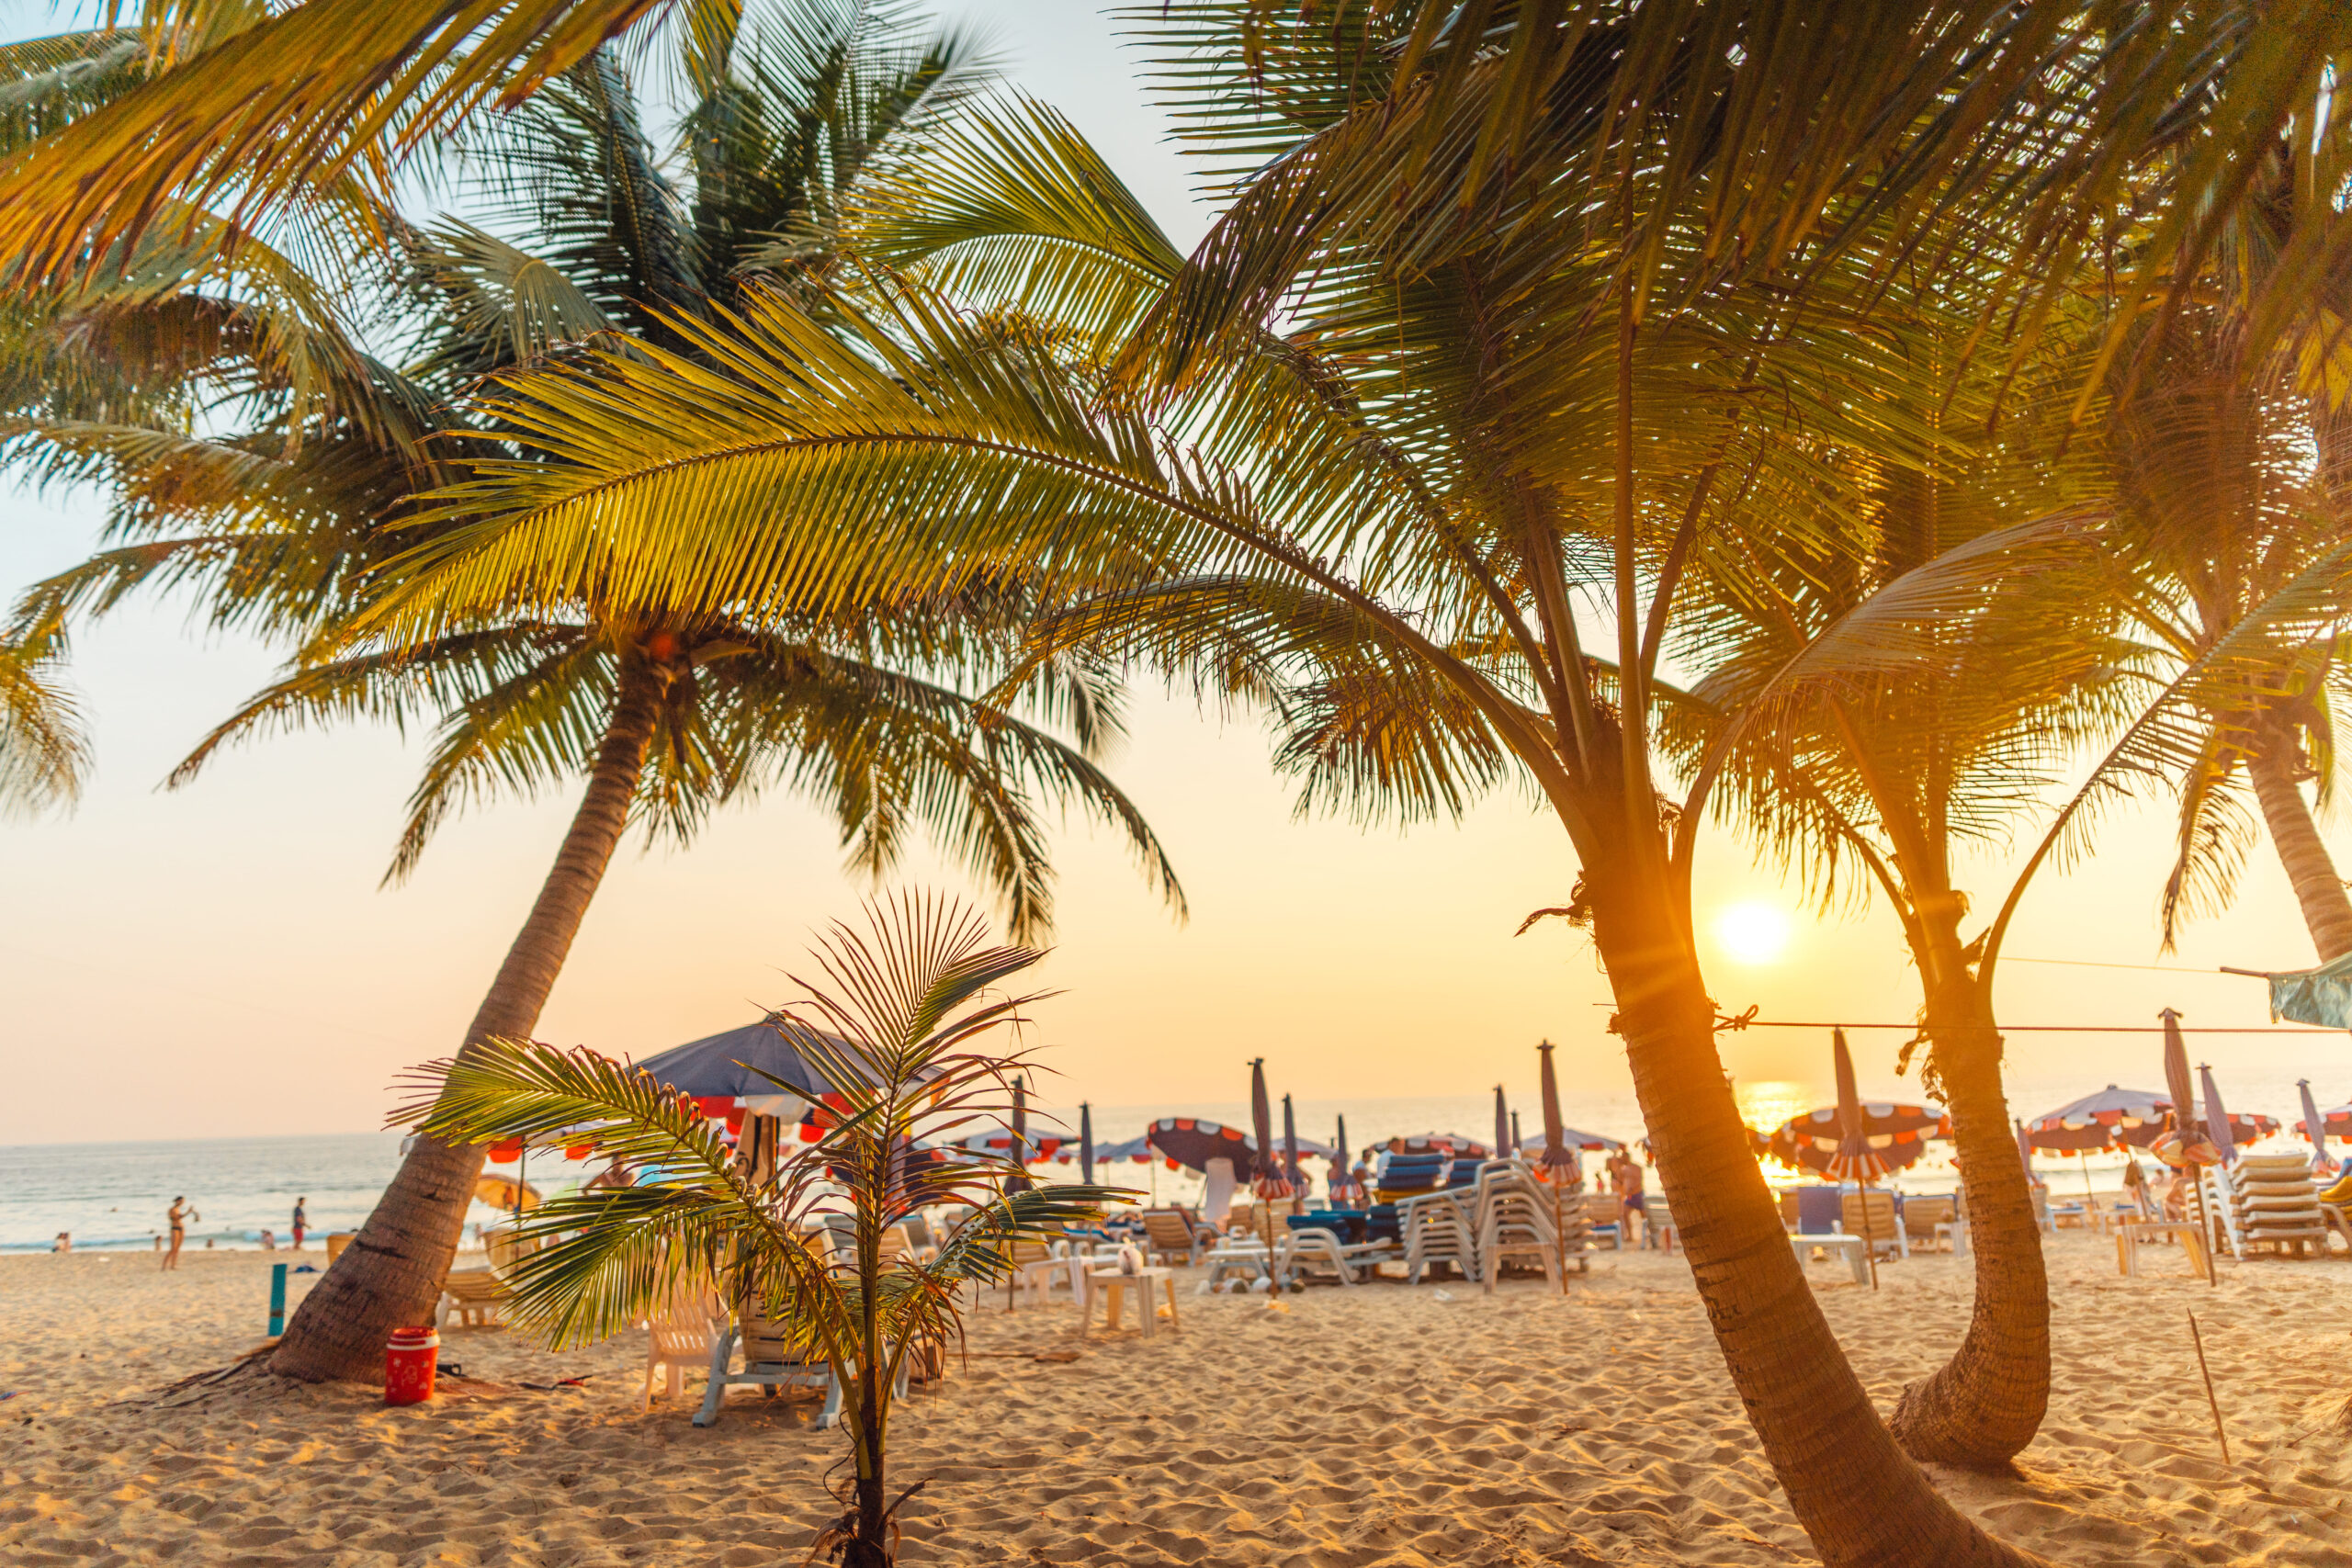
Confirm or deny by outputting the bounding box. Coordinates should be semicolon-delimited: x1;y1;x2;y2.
0;607;86;816
6;6;1182;1384
2106;308;2352;964
402;893;1121;1567
348;26;2132;1551
1665;375;2125;1468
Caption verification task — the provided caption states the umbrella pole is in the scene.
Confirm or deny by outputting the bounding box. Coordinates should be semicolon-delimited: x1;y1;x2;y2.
1863;1179;1879;1292
516;1146;526;1225
1553;1173;1566;1295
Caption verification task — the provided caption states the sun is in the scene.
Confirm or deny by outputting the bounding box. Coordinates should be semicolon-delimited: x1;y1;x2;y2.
1714;902;1793;965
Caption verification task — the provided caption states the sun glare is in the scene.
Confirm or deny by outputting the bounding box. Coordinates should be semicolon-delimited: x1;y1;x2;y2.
1714;902;1792;965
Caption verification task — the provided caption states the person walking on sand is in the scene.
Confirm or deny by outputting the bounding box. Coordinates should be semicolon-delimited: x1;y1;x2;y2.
290;1197;309;1251
163;1197;198;1270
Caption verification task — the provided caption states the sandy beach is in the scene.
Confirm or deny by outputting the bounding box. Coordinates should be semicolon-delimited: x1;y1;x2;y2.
4;1235;2346;1567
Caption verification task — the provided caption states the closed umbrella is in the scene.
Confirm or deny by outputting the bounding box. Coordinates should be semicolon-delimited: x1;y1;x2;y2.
1536;1040;1577;1293
1329;1114;1361;1207
1005;1077;1034;1195
1249;1059;1286;1267
2198;1065;2237;1167
1282;1093;1304;1212
2297;1079;2341;1175
1079;1102;1095;1185
1511;1109;1522;1156
1825;1030;1886;1289
1494;1087;1511;1161
2156;1008;2222;1287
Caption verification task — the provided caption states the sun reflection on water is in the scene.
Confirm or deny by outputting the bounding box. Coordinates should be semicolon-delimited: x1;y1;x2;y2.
1735;1078;1815;1136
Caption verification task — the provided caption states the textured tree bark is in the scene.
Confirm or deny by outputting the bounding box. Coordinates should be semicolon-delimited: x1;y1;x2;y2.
1888;956;2050;1471
1589;873;2045;1566
268;659;665;1382
2246;737;2352;963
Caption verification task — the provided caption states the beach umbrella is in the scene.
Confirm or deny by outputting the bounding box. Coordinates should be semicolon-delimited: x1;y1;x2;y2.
1144;1117;1261;1173
1765;1032;1943;1177
1094;1133;1155;1164
2022;1085;2173;1151
2198;1065;2238;1167
1282;1093;1304;1211
1078;1103;1096;1184
632;1019;862;1113
1536;1040;1577;1294
2296;1080;2343;1174
1494;1087;1511;1160
1511;1109;1522;1155
473;1173;539;1213
1391;1133;1492;1158
1521;1126;1623;1154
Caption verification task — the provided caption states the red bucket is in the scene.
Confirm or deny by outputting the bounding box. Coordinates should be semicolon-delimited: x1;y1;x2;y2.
384;1325;439;1405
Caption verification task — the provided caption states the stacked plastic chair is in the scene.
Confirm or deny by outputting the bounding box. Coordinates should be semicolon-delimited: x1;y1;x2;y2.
1469;1158;1577;1292
1390;1152;1480;1283
2207;1152;2336;1258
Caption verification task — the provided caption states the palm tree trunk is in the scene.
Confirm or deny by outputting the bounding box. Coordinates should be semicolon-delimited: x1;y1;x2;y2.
1888;963;2049;1471
268;658;665;1382
2246;736;2352;963
1590;874;2043;1566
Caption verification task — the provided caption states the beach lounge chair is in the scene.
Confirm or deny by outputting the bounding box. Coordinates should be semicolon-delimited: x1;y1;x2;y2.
2208;1155;2334;1259
1791;1186;1844;1237
1580;1192;1623;1249
642;1291;719;1412
1902;1195;1962;1253
695;1304;874;1428
1374;1152;1450;1202
1139;1207;1211;1267
1471;1163;1565;1290
437;1224;544;1328
1275;1224;1387;1286
1644;1198;1680;1254
1398;1190;1480;1283
1839;1191;1907;1261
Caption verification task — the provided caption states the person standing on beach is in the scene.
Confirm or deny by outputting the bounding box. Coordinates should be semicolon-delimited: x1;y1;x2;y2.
163;1197;198;1270
290;1197;309;1251
1608;1151;1645;1246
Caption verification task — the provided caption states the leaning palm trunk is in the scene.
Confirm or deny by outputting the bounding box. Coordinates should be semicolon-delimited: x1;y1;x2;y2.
1587;848;2042;1565
269;659;664;1382
1888;928;2049;1470
2245;735;2352;963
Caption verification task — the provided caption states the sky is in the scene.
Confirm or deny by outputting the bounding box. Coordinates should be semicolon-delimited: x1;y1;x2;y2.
2;1;2346;1148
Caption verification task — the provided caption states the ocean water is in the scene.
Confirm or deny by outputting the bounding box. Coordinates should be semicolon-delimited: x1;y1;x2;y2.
0;1134;605;1254
5;1075;2339;1250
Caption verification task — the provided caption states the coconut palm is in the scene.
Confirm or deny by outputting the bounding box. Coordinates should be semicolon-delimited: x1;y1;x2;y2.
340;26;2145;1551
2105;308;2352;964
0;607;86;816
1665;369;2125;1467
5;8;1182;1385
403;892;1122;1567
